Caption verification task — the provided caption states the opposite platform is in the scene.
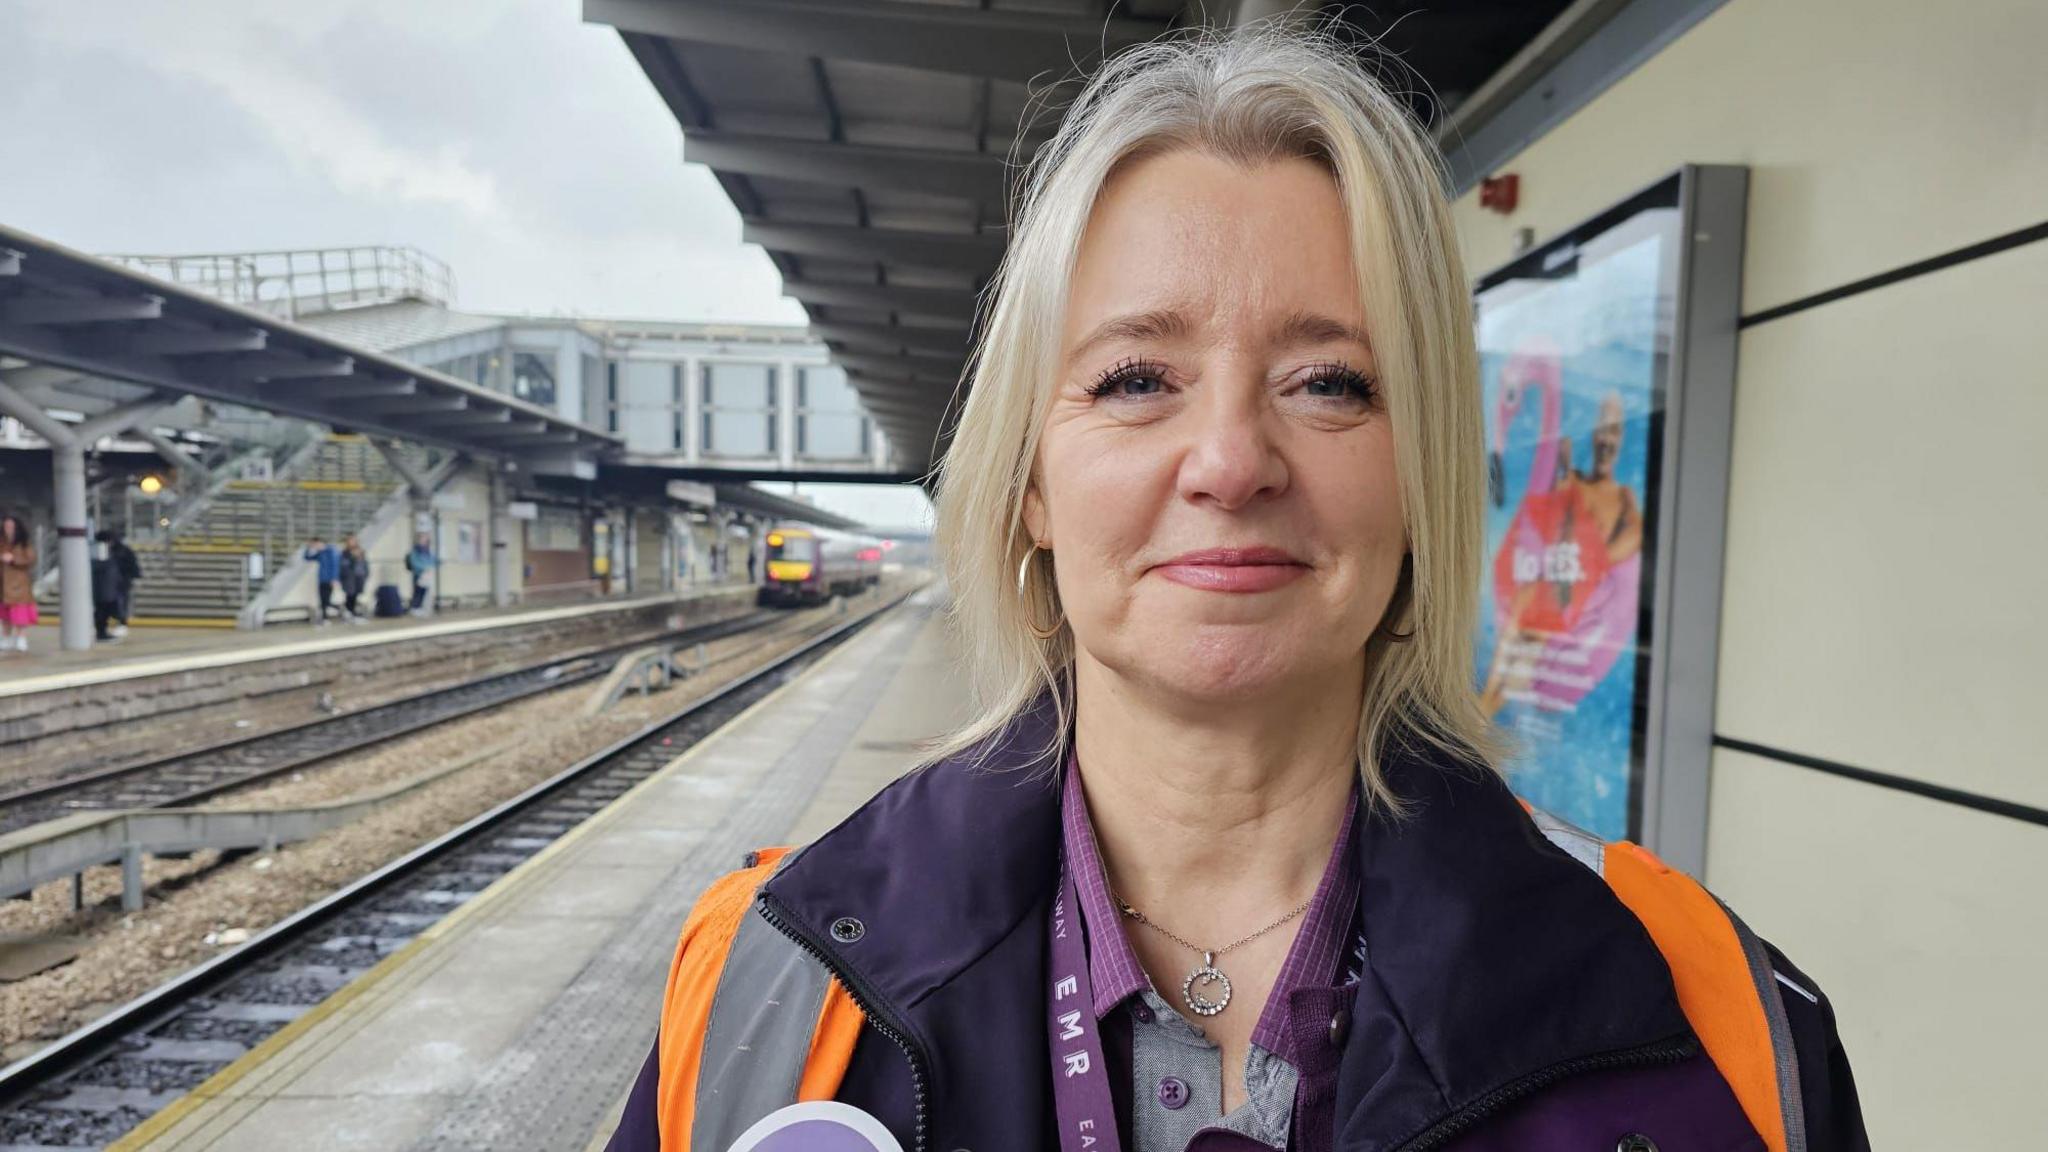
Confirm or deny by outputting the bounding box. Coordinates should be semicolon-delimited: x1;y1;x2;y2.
0;582;757;698
116;584;967;1152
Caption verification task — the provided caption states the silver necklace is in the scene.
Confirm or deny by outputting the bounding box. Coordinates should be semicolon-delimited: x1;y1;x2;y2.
1113;891;1312;1017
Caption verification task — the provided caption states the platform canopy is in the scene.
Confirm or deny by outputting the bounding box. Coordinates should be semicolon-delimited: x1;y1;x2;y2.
0;224;620;470
587;0;1577;476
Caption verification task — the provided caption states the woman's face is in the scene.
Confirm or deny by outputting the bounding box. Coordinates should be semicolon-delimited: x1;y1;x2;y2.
1025;149;1407;706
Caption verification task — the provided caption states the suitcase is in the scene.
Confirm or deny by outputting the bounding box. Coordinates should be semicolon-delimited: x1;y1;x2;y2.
374;583;405;617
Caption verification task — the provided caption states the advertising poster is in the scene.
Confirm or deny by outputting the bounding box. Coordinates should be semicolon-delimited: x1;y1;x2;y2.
1473;203;1679;841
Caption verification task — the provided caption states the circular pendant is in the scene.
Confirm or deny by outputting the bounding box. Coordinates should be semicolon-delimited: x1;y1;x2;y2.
1182;954;1232;1017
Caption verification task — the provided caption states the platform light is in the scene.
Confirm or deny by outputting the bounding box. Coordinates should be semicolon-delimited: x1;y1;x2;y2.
138;473;165;496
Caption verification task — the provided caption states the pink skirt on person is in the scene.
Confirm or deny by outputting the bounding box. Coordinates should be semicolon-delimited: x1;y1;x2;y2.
0;601;38;627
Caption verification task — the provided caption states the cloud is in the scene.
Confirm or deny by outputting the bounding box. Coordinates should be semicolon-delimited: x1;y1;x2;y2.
0;0;803;322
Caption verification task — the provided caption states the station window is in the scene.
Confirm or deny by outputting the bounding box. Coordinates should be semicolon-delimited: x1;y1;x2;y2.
509;350;557;408
616;360;679;454
700;362;777;458
797;365;870;460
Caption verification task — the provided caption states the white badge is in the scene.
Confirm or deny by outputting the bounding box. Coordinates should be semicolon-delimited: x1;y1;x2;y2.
725;1101;906;1152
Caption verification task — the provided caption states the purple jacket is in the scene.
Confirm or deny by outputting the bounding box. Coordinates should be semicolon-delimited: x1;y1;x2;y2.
611;703;1867;1151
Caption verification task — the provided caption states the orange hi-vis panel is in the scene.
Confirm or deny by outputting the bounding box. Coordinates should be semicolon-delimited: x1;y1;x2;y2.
653;848;862;1152
658;821;1803;1151
1604;841;1796;1152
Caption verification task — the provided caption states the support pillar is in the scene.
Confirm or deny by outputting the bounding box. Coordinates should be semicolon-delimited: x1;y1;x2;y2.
121;845;144;912
489;469;515;608
52;442;93;652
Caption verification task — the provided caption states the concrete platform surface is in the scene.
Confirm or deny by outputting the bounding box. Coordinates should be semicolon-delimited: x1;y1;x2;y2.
116;585;965;1152
0;581;756;697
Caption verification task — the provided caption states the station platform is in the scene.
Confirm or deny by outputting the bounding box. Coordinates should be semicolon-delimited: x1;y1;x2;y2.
114;584;967;1152
0;581;758;697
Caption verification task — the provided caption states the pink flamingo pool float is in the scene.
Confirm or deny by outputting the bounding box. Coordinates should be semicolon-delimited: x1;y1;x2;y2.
1487;340;1640;713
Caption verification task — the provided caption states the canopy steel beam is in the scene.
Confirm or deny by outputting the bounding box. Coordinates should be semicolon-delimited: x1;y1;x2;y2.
140;430;213;484
348;377;420;399
841;369;953;394
809;322;969;357
355;394;471;415
783;279;977;321
587;0;1166;84
834;350;964;380
744;219;1001;274
0;293;162;326
688;131;1008;203
409;406;515;427
856;401;945;424
120;326;269;356
0;363;83;391
464;420;553;438
212;354;355;382
371;438;436;498
844;364;962;388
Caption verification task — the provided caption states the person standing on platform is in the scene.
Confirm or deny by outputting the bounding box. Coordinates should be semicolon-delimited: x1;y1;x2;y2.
338;534;370;623
108;529;141;637
745;544;756;585
605;27;1867;1152
302;534;339;626
90;530;123;643
405;532;436;614
0;514;38;653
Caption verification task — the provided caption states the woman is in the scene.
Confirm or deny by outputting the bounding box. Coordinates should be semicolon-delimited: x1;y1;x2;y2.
609;28;1866;1152
0;514;37;653
338;534;370;623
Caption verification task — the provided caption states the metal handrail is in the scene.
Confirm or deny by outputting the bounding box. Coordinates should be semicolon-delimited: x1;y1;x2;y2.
102;246;455;319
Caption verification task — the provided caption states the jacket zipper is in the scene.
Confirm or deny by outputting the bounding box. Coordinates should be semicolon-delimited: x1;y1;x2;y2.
1392;1035;1699;1152
756;893;933;1152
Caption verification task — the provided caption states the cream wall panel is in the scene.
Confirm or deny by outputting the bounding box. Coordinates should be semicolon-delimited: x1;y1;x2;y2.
1704;748;2048;1148
1714;242;2047;808
428;471;494;600
1449;0;2048;313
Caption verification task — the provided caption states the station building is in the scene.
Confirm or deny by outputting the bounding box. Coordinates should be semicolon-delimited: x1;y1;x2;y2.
0;244;902;634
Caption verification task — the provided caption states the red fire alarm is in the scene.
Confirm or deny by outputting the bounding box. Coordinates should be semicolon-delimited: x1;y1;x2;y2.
1479;173;1519;215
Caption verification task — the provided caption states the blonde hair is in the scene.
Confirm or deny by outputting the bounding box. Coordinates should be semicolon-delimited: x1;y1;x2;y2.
929;24;1505;807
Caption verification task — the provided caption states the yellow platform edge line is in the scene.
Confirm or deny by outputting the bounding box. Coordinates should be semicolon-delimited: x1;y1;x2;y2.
109;597;908;1151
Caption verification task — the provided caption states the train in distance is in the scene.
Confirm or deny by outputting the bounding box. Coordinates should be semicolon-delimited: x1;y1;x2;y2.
757;521;887;607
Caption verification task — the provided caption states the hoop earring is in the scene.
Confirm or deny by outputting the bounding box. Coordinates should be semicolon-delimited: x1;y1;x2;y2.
1373;553;1415;644
1017;545;1065;640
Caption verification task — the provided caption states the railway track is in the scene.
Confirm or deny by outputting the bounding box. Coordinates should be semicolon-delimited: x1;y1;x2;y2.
0;610;786;836
0;586;918;1148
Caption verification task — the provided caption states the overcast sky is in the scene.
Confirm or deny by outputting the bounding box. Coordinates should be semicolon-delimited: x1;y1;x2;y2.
0;0;931;527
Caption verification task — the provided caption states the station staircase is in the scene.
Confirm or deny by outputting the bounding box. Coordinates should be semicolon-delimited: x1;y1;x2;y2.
40;436;431;626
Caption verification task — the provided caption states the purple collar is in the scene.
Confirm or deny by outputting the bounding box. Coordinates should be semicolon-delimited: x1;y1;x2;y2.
1060;753;1360;1060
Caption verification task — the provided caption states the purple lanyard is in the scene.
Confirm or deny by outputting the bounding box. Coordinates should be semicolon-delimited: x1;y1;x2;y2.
1047;861;1125;1152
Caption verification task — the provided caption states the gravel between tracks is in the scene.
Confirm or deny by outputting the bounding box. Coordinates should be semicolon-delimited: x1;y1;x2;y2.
0;593;887;1061
0;614;692;795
